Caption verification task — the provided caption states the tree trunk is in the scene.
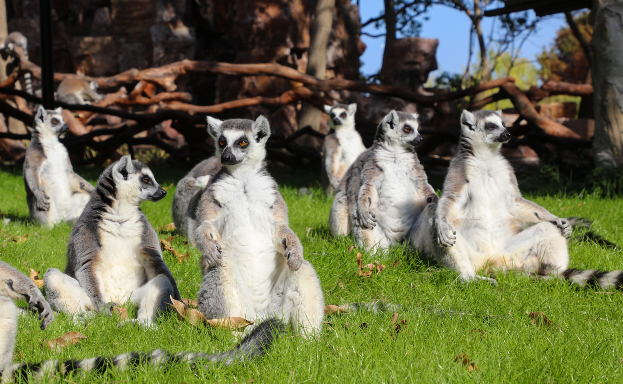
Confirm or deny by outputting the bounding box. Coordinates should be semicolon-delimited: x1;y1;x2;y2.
382;0;397;68
473;0;489;82
297;0;335;142
592;0;623;168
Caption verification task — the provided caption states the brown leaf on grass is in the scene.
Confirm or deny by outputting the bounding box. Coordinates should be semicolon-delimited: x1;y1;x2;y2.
205;317;254;331
338;281;345;290
169;296;188;321
391;312;399;324
160;239;190;262
347;245;355;254
29;268;44;288
162;183;174;191
324;305;350;315
186;308;209;326
4;233;28;248
165;235;178;244
455;354;479;372
113;306;129;320
526;311;561;330
45;332;87;352
157;223;176;231
182;298;198;308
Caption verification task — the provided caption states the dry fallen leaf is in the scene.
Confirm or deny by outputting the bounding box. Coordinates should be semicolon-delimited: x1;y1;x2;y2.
324;305;350;315
347;245;355;254
168;297;252;330
455;354;479;372
29;268;44;288
205;317;254;330
165;235;179;244
160;239;190;262
182;298;198;308
157;223;176;231
391;312;399;324
45;332;87;352
113;306;129;320
357;253;385;278
162;183;175;191
338;281;345;290
526;311;561;330
4;233;28;248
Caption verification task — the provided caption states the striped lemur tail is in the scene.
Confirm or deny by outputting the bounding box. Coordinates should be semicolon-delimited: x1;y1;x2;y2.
1;318;285;382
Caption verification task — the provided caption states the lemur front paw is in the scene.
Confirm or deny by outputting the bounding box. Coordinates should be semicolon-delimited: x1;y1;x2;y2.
282;238;303;271
356;209;377;229
30;296;54;330
202;241;223;267
436;221;456;248
554;218;572;238
37;193;51;211
98;302;117;316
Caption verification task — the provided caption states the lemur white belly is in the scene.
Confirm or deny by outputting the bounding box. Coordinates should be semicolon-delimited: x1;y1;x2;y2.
375;150;421;241
95;210;147;303
335;129;366;167
39;139;71;221
457;156;516;254
212;173;285;318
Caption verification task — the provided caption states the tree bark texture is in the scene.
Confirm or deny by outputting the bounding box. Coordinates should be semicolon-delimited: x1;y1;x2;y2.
592;0;623;168
298;0;336;138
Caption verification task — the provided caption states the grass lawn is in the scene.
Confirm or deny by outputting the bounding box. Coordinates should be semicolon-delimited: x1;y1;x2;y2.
1;161;623;383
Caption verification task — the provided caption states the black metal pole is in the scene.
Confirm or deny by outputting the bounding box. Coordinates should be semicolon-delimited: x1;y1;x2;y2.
39;0;54;109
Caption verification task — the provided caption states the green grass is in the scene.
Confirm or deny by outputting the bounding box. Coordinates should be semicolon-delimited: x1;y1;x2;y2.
2;162;623;383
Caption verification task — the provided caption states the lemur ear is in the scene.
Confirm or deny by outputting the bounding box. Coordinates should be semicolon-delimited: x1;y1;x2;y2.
112;155;135;181
384;110;399;129
206;116;223;140
348;103;357;115
324;105;332;114
495;110;502;117
252;115;271;143
460;110;476;131
411;113;419;121
34;106;46;123
54;107;62;114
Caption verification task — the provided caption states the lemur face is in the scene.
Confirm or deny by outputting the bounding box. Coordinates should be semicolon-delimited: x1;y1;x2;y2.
111;156;166;205
207;116;271;167
460;110;511;145
33;106;68;136
377;110;423;149
324;103;357;129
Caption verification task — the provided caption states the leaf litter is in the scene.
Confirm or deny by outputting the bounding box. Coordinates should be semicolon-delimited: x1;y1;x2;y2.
356;252;385;278
44;332;87;352
160;239;190;262
168;297;253;331
29;268;44;288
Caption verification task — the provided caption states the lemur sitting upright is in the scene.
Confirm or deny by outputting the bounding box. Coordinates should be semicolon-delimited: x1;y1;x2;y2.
24;107;95;227
321;103;366;195
329;110;438;254
172;156;222;241
195;116;325;335
412;110;623;288
44;156;181;326
1;260;283;381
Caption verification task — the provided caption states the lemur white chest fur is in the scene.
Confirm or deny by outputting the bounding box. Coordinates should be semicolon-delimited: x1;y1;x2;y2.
212;168;284;314
456;153;517;253
95;201;147;303
334;127;366;165
39;135;71;218
374;146;421;239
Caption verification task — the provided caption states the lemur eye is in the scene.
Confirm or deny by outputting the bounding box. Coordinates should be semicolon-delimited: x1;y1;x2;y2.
239;140;248;147
51;118;59;125
218;140;225;147
403;126;412;133
340;112;347;119
142;177;151;184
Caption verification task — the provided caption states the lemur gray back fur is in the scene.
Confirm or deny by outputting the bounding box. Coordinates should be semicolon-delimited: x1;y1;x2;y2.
23;106;95;226
172;156;222;238
57;77;103;105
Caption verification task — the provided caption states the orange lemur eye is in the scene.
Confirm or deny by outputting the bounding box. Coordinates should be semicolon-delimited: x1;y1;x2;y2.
143;177;150;184
51;119;59;125
340;112;347;118
219;140;225;146
403;127;412;133
239;140;248;147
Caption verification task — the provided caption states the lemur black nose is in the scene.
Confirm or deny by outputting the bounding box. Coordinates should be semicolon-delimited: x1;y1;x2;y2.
419;136;424;142
501;131;511;141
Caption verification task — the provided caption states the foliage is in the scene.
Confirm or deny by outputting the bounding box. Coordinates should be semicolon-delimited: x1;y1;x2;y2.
2;164;623;382
538;11;592;83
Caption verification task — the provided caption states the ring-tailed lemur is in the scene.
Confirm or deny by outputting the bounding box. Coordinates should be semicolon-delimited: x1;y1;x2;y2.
56;77;103;105
321;103;366;195
172;156;222;241
329;110;438;254
411;110;623;288
0;261;54;376
24;107;95;227
0;32;33;95
44;156;182;326
195;116;325;335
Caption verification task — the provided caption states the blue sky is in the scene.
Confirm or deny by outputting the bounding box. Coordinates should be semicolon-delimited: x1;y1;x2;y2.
358;1;571;77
